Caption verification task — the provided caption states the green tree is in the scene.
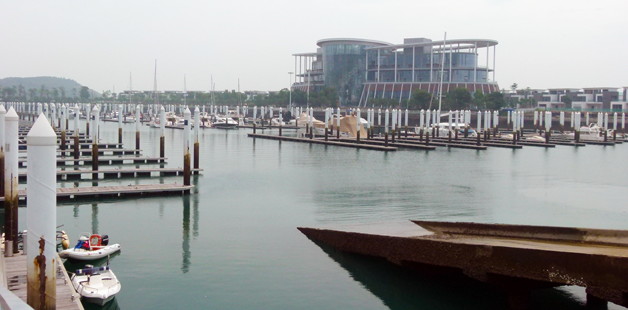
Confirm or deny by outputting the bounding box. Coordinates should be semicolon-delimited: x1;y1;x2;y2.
80;86;90;100
561;95;572;107
510;83;518;93
472;90;485;109
485;92;506;110
59;86;66;100
447;88;472;110
410;89;432;110
28;88;37;101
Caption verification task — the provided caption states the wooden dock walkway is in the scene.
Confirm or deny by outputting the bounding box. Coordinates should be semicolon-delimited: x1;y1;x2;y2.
2;252;83;310
18;167;202;181
0;183;194;203
248;133;397;151
18;156;166;167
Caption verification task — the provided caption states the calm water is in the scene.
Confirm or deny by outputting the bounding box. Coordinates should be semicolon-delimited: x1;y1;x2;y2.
17;119;628;309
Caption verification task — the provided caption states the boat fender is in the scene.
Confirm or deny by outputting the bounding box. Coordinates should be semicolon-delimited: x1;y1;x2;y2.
61;231;70;249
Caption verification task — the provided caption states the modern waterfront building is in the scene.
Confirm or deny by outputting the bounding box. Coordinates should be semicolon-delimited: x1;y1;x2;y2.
292;37;499;106
504;87;627;111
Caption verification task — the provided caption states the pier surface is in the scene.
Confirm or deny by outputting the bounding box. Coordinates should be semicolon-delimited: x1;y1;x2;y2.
0;183;194;203
1;252;83;310
299;221;628;309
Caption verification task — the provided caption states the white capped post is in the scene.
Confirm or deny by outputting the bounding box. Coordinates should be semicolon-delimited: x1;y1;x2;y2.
0;105;5;199
5;107;19;254
385;109;389;133
26;115;57;309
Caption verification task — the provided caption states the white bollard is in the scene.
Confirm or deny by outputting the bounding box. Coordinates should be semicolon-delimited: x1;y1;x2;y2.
26;114;57;309
5;107;19;254
184;108;191;154
194;107;200;143
385;109;389;133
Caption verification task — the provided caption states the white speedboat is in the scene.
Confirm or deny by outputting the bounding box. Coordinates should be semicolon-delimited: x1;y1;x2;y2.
212;116;238;129
59;233;121;261
561;123;613;141
416;122;477;138
71;264;121;306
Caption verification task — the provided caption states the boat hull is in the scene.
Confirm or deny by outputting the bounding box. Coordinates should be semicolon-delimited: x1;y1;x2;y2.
59;244;121;261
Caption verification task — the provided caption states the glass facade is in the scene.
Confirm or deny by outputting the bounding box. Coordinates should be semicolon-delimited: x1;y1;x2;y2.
365;51;488;83
322;43;384;106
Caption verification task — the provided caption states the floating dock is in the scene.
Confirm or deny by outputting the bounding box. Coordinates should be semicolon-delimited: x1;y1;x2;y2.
248;133;397;151
0;183;194;203
1;252;84;310
299;221;628;309
18;167;202;181
18;156;167;167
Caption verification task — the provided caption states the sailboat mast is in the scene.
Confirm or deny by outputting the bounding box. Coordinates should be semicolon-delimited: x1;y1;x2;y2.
154;60;158;106
183;75;188;106
238;78;241;105
129;72;133;107
438;32;447;112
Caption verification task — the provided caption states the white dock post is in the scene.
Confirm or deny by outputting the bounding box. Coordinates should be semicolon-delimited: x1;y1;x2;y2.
194;107;200;173
0;105;5;200
135;105;141;150
4;107;19;254
183;107;191;186
26;114;57;309
160;106;165;160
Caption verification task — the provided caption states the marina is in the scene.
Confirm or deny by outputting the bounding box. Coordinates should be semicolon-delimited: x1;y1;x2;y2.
0;103;627;310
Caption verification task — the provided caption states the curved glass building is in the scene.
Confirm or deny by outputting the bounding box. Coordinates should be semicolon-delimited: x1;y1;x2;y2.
292;37;499;106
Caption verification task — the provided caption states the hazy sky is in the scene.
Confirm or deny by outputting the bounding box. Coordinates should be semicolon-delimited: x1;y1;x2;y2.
1;0;626;93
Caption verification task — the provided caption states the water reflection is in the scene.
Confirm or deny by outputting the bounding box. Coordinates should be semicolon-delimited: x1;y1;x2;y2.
182;194;191;273
310;238;590;310
91;203;98;234
193;193;199;238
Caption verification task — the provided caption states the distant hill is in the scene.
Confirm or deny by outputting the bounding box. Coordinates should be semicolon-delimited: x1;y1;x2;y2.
0;76;100;101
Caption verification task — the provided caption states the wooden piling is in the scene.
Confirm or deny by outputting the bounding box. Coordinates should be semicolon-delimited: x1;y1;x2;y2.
118;128;122;144
405;125;408;138
92;144;99;180
384;133;388;147
184;153;191;186
61;131;66;157
86;122;90;136
160;136;165;161
73;136;80;160
356;131;360;143
194;142;199;175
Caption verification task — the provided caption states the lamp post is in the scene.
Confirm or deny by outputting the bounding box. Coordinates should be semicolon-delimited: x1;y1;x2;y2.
288;72;293;109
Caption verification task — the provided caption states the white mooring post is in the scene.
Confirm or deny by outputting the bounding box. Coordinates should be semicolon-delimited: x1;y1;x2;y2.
385;109;389;134
26;114;57;309
5;107;19;255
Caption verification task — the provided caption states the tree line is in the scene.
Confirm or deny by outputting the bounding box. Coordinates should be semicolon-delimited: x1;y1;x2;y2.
367;88;508;111
0;85;92;102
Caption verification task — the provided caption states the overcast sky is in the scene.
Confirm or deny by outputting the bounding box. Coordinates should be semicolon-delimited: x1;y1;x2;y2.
1;0;626;93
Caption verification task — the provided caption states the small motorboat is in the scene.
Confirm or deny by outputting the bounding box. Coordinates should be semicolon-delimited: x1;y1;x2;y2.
71;264;121;305
59;233;121;261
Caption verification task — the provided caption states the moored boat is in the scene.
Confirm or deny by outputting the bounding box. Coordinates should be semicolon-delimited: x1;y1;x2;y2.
59;233;121;261
71;264;121;306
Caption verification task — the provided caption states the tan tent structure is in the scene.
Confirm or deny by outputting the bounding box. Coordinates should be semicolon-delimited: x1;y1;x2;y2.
329;115;367;138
